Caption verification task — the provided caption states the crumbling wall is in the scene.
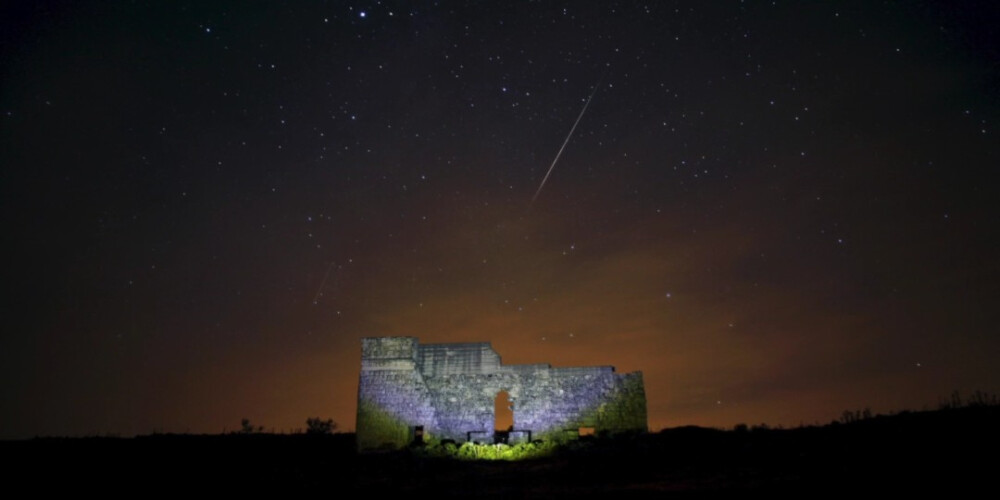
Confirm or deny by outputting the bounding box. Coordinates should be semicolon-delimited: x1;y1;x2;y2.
356;337;647;451
356;337;437;450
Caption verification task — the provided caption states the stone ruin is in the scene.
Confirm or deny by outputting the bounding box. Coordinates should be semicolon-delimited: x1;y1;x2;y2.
356;337;647;451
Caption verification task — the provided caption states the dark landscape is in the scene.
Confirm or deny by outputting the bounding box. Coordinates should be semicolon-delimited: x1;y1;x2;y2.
6;404;997;496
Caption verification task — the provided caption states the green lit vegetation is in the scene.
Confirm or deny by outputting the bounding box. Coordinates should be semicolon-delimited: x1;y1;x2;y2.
416;439;561;461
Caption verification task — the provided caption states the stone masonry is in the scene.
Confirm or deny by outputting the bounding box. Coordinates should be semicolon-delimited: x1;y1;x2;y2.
357;337;647;451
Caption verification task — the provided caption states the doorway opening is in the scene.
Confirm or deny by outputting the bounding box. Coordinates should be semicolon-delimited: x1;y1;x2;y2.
494;390;513;444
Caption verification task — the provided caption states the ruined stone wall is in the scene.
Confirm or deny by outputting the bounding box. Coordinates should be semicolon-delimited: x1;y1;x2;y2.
356;337;437;450
356;337;647;451
417;342;502;377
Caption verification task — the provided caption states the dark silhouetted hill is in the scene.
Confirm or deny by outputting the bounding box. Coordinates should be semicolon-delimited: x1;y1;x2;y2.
3;405;997;496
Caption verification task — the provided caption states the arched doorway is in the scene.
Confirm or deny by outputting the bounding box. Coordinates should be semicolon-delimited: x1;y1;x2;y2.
494;390;513;443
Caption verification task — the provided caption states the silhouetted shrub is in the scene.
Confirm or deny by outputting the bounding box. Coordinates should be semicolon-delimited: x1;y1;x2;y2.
239;418;264;434
305;417;337;435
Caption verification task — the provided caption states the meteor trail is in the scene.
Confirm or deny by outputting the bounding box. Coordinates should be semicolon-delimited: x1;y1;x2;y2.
312;261;338;304
531;75;605;206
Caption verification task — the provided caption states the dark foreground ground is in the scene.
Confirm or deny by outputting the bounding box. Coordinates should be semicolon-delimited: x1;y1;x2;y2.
4;406;997;496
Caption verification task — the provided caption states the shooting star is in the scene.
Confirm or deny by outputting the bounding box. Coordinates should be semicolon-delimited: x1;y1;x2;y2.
311;261;338;304
531;75;606;206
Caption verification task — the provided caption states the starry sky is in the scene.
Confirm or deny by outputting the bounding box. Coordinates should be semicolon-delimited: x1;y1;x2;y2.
2;1;998;438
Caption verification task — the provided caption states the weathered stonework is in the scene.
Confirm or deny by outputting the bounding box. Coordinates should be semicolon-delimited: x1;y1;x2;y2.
357;337;647;451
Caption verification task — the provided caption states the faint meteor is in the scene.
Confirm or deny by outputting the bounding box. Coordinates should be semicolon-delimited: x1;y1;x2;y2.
531;75;605;206
312;261;338;304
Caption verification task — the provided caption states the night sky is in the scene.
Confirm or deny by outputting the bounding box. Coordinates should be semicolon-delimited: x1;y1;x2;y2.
2;1;998;438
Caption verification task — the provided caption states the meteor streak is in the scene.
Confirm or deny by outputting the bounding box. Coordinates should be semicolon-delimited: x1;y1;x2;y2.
312;261;338;304
531;75;605;205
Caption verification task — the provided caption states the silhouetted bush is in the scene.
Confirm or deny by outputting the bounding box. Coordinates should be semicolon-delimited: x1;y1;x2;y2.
305;417;337;435
239;418;264;434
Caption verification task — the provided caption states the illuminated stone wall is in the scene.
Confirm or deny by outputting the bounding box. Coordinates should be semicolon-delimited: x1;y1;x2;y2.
357;337;647;451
